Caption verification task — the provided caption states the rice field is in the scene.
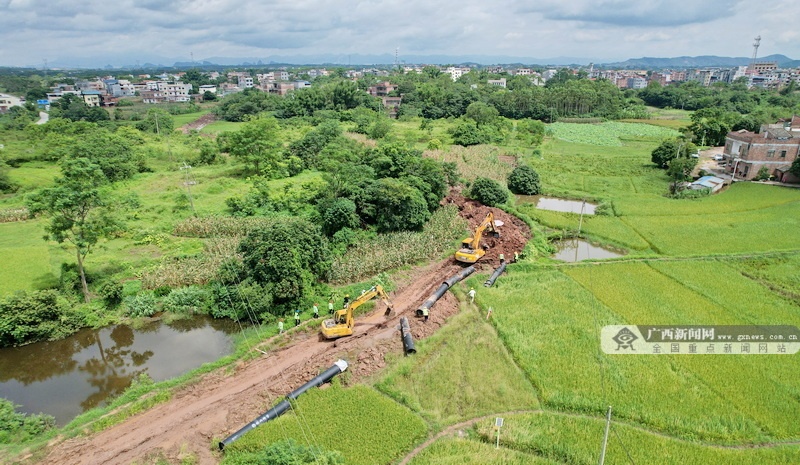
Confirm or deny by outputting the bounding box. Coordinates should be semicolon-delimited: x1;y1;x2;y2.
225;384;427;465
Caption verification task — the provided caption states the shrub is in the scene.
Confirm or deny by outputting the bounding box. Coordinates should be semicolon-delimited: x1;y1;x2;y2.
124;292;158;317
0;290;76;346
99;281;124;307
210;281;274;322
0;398;56;444
469;177;509;206
162;286;210;315
507;165;541;195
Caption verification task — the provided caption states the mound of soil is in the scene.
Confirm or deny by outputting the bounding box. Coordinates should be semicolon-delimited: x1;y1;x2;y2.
444;188;531;268
179;113;217;134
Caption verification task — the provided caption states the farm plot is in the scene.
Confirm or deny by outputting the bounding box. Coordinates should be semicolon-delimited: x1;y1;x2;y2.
479;267;763;442
468;413;800;465
225;384;427;465
546;122;679;146
377;305;539;428
565;261;800;440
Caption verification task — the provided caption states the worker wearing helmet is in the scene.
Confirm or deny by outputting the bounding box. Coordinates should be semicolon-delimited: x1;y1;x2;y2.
343;294;350;309
422;307;429;322
468;287;476;303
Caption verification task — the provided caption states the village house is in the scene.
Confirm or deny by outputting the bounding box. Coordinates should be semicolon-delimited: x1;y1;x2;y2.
367;81;397;97
722;116;800;183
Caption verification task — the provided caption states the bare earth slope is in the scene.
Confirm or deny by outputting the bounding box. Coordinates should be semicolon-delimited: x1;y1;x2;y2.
39;197;530;465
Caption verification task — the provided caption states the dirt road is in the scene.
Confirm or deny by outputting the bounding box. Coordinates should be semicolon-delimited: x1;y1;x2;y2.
37;195;529;465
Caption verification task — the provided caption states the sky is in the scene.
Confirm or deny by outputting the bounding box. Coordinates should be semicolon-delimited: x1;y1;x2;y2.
1;0;798;67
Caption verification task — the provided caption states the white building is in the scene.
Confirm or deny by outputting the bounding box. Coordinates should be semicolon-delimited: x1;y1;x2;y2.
0;93;22;113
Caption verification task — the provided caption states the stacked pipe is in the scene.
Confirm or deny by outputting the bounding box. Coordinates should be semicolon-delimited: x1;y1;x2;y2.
484;261;507;287
399;317;416;355
219;359;348;450
415;265;476;316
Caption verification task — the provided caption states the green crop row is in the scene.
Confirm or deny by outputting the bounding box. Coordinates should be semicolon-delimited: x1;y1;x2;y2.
547;122;679;146
328;205;467;284
225;384;427;465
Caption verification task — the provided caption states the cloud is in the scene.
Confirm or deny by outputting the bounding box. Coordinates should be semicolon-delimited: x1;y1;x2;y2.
517;0;741;27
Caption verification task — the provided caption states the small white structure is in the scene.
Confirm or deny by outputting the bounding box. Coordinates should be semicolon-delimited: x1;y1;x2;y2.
690;176;726;193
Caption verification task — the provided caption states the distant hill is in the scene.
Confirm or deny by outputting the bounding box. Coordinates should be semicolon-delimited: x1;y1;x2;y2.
601;54;796;69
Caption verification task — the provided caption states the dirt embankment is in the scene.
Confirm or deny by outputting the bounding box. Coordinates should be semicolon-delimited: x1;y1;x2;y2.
179;113;217;134
36;191;529;465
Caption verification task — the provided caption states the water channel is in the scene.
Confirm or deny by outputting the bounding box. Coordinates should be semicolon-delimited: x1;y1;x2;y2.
516;195;598;214
552;239;624;262
0;316;237;425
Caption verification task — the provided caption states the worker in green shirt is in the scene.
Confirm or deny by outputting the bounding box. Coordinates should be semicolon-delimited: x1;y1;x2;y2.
421;306;429;322
294;309;301;327
313;303;319;319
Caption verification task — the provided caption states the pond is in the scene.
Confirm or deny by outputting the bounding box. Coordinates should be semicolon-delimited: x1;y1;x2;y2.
0;316;237;425
516;195;598;214
552;239;624;262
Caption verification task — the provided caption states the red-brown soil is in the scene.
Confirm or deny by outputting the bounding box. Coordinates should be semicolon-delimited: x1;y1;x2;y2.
35;191;530;465
179;113;217;134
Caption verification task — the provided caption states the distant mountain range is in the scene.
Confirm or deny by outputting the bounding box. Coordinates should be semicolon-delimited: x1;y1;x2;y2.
602;54;800;69
31;53;800;70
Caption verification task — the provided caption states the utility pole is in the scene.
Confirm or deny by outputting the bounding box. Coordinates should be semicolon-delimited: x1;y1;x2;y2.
180;163;197;216
598;406;612;465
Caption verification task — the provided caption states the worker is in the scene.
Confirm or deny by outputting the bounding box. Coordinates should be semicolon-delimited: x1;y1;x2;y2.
343;294;350;309
499;253;505;263
514;251;519;262
313;303;319;319
294;309;301;327
421;306;429;322
278;319;284;334
468;287;476;303
328;300;334;315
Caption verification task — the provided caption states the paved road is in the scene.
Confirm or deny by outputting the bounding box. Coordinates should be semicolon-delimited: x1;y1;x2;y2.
35;111;49;125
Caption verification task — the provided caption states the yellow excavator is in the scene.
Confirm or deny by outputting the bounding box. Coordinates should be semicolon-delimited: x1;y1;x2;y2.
320;285;393;339
455;212;500;263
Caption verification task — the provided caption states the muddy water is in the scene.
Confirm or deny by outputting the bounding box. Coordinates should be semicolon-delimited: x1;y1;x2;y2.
516;195;598;214
0;316;237;425
553;239;623;262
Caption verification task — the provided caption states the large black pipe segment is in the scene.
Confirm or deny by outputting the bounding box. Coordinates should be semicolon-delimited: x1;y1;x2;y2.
219;359;348;451
415;266;476;316
484;262;507;287
399;317;416;355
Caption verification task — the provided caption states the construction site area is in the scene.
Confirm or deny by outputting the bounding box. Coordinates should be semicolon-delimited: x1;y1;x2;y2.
35;192;531;465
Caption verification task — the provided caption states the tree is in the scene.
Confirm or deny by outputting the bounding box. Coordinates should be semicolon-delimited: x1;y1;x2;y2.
666;157;698;195
367;178;430;232
651;139;696;169
318;197;360;236
789;157;800;178
465;101;499;126
218;117;283;176
135;108;174;135
27;158;119;302
449;118;484;146
469;177;509;206
239;218;330;309
507;165;541;195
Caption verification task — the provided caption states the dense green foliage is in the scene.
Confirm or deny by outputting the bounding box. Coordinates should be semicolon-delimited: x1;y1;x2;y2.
469;177;509;206
650;138;697;168
239;218;330;311
507;165;541;195
0;399;55;444
221;439;343;465
0;290;77;346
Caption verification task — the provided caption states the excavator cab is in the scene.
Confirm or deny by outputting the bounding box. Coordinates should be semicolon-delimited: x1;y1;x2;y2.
320;285;393;340
455;212;500;264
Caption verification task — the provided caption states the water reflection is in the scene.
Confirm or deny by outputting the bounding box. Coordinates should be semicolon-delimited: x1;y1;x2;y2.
552;239;623;262
516;195;598;214
0;316;236;425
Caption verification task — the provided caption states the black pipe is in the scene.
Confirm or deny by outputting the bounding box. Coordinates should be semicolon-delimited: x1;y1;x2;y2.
399;317;416;355
416;266;476;316
219;359;348;450
484;262;507;287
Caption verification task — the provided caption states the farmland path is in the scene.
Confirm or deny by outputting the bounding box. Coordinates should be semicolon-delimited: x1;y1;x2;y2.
36;192;530;465
399;409;800;464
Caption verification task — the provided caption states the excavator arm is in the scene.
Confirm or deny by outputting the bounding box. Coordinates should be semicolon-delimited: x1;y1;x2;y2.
320;285;393;339
455;212;497;263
